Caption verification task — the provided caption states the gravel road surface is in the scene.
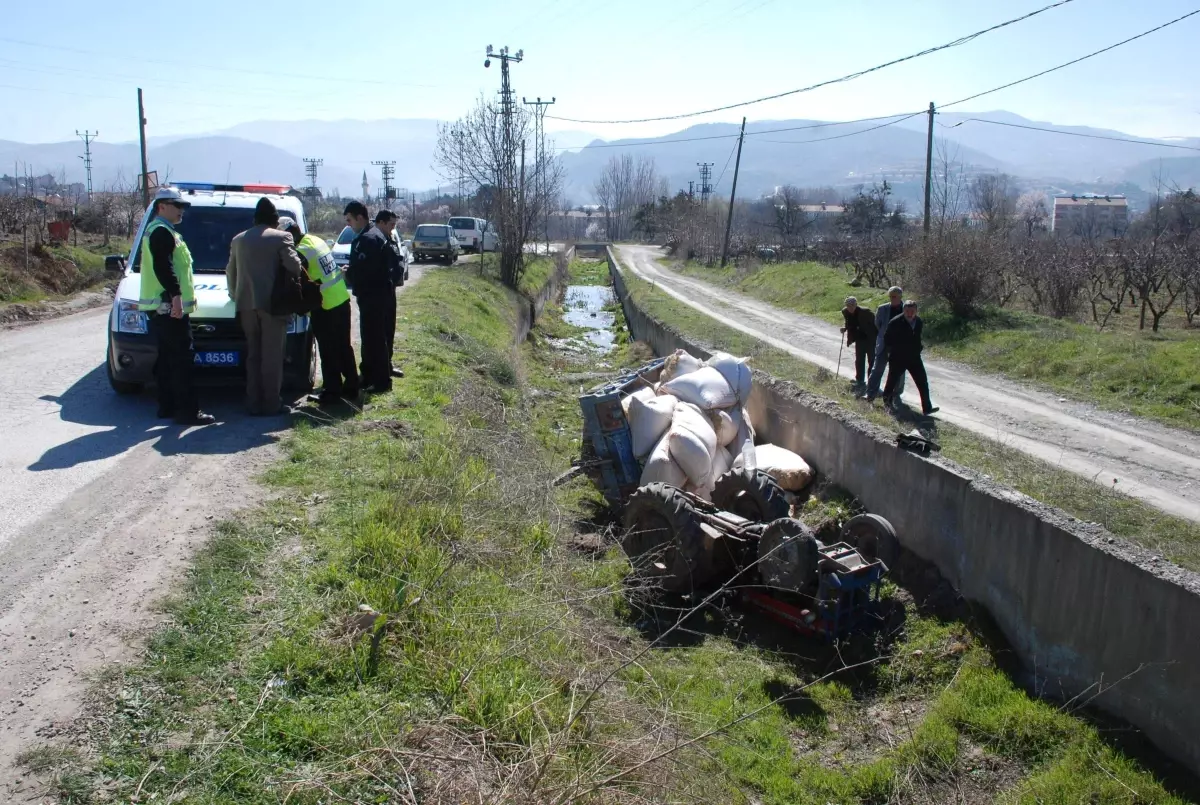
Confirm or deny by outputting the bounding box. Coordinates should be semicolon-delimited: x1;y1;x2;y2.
0;262;428;797
615;244;1200;523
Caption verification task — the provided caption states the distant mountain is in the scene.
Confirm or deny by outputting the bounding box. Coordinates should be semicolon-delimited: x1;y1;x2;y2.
3;113;1195;205
897;110;1200;184
557;119;1005;206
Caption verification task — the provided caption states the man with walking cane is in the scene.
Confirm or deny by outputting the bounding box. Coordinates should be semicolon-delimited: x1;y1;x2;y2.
862;286;906;402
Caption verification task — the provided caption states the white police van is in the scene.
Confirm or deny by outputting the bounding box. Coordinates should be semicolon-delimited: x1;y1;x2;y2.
106;183;317;394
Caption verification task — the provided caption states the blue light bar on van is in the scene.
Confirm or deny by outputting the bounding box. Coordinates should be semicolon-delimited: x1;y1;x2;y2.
172;183;293;194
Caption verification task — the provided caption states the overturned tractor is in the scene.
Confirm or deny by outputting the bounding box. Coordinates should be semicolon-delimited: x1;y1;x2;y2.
621;470;898;640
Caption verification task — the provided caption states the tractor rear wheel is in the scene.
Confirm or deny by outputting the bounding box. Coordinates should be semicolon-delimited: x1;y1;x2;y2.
842;513;900;570
757;518;819;592
622;483;708;594
712;469;791;523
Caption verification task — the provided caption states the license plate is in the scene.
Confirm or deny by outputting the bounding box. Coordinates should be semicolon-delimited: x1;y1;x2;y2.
194;350;240;366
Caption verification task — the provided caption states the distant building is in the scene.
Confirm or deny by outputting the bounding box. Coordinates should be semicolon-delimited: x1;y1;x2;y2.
796;203;844;216
1052;194;1128;235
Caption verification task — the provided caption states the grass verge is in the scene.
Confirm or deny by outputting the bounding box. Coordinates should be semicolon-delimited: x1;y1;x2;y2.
671;259;1200;432
25;262;1196;803
0;237;126;304
621;267;1200;572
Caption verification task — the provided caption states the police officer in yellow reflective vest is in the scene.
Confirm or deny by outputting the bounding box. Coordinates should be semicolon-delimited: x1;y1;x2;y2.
279;218;359;406
137;187;215;425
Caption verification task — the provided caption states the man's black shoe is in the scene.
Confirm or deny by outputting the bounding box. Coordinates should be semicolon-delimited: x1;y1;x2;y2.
390;367;405;378
176;411;216;426
923;406;940;416
316;392;343;407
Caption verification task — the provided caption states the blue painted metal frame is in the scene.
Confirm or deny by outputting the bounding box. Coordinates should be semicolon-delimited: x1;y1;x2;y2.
578;358;665;504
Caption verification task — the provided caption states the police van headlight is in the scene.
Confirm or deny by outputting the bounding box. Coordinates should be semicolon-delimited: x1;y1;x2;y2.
115;300;149;334
287;314;310;334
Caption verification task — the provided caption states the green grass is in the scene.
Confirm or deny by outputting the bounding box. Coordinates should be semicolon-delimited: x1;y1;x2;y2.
621;268;1200;572
673;259;1200;432
517;255;558;299
0;237;126;303
29;262;1196;803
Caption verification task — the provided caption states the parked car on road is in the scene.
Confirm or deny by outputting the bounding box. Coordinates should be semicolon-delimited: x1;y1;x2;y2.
448;216;498;253
412;224;461;264
329;225;355;269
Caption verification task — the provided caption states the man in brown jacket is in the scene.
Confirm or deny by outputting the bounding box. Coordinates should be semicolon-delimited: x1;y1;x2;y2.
226;198;303;415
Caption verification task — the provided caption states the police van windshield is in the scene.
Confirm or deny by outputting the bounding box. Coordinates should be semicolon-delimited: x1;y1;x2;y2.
133;206;299;274
336;226;356;245
448;217;476;231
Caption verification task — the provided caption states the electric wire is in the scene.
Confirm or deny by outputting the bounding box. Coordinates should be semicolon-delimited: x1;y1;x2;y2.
545;0;1076;124
946;118;1200;152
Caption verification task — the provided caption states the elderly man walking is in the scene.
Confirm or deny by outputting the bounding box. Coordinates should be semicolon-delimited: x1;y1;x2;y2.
880;299;939;416
226;198;304;416
840;296;877;389
862;285;906;402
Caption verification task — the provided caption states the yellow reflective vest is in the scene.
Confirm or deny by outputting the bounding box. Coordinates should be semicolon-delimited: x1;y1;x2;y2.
137;217;195;313
297;233;349;310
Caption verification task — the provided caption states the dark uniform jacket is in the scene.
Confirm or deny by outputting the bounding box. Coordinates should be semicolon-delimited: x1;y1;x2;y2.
884;314;924;363
841;305;877;346
347;225;393;297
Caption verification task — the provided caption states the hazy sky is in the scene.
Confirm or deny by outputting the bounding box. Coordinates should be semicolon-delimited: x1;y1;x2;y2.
3;0;1198;145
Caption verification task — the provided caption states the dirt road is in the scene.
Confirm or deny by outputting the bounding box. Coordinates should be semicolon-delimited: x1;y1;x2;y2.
615;245;1200;523
0;264;428;797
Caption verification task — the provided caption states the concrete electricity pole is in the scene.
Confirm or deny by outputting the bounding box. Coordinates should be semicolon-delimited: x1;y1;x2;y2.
302;157;323;198
697;162;713;206
923;101;935;236
484;44;523;285
720;117;747;268
371;160;396;209
76;129;98;201
523;96;555;252
137;89;150;208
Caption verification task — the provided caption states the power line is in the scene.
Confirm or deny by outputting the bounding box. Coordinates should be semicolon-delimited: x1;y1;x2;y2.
752;111;926;144
545;0;1076;124
76;129;97;200
941;8;1200;109
947;118;1200;152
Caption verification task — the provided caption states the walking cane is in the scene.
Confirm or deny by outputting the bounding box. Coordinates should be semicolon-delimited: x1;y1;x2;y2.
836;330;844;379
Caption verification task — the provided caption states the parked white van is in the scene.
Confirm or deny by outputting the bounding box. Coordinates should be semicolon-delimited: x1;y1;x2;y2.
448;216;498;253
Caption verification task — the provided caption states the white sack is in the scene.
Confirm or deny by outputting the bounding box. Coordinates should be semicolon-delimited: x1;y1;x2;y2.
659;349;704;384
728;407;757;470
706;352;753;404
708;409;738;448
710;445;733;486
640;432;688;489
621;386;656;418
629;393;678;458
734;443;813;491
668;403;719;488
660;366;737;410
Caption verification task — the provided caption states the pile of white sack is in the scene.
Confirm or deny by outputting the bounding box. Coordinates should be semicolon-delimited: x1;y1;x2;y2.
621;350;815;500
624;350;811;501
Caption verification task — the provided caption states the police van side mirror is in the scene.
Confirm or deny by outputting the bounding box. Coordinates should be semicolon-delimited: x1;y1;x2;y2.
325;239;334;248
105;255;127;273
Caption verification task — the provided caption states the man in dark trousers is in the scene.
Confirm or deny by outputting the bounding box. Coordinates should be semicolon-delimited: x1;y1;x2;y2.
279;217;359;406
373;209;405;378
344;201;394;393
840;296;877;388
137;186;215;426
862;285;905;401
880;299;939;416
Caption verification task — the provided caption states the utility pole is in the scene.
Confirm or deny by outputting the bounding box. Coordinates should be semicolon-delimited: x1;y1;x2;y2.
302;157;323;198
697;162;713;206
923;101;935;237
523;96;555;253
76;129;98;201
450;124;465;213
484;44;523;284
720;117;747;268
137;89;150;208
371;160;396;209
688;180;695;201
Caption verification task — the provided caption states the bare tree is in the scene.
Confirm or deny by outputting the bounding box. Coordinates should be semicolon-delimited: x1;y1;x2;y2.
930;139;967;236
970;173;1018;234
592;155;658;242
434;95;562;289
